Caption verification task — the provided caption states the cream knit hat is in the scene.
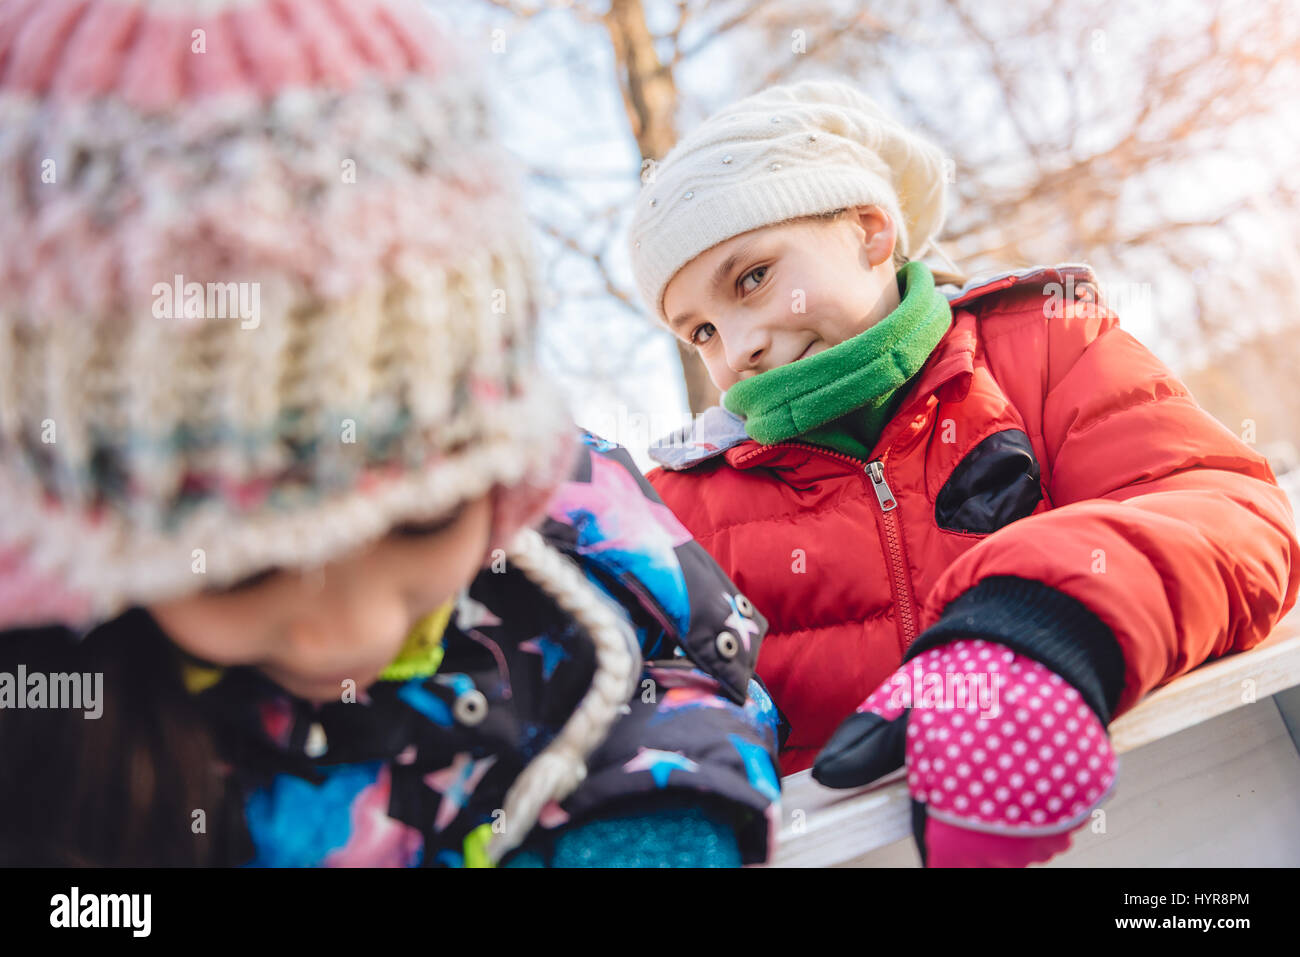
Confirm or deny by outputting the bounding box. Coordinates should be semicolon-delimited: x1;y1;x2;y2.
0;0;579;629
628;79;951;322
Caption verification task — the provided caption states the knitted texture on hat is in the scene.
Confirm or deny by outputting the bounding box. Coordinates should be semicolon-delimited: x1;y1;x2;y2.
628;79;951;322
0;0;575;629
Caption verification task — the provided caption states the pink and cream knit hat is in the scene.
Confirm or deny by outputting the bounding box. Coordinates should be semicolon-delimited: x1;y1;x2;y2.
628;78;951;323
0;0;578;630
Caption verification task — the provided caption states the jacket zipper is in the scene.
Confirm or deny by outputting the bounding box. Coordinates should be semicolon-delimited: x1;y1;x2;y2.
733;440;921;652
866;460;919;651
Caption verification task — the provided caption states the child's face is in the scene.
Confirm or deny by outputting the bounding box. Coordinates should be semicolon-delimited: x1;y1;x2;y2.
148;494;494;703
662;205;901;392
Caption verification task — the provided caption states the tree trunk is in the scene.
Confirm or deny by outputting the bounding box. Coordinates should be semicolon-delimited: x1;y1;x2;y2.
604;0;721;412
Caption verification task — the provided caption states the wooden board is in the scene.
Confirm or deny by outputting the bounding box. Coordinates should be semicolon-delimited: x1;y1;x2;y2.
769;613;1300;867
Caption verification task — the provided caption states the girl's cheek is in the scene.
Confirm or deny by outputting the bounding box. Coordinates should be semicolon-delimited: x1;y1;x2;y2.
775;282;807;324
150;594;274;668
399;539;484;615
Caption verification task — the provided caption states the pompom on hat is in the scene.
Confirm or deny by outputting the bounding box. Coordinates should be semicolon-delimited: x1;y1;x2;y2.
628;78;952;323
0;0;579;630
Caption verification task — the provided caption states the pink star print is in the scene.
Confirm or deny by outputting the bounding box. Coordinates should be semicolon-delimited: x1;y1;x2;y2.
657;686;729;713
547;452;693;552
538;800;571;829
622;747;701;787
424;753;498;832
323;765;423;867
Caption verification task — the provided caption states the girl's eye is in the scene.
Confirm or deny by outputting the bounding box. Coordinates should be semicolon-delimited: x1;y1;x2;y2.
689;323;716;347
211;566;280;596
391;506;466;540
739;265;768;294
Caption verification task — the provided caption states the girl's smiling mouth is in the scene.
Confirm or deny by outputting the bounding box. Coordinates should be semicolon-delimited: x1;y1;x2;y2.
793;341;818;363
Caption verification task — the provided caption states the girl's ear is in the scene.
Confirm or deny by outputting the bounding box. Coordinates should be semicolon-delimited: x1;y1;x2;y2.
848;205;898;268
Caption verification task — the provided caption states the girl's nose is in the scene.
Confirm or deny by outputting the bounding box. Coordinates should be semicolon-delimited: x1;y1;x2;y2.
724;321;772;374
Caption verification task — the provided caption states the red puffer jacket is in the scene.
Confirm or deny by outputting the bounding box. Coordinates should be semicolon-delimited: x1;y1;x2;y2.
647;264;1300;777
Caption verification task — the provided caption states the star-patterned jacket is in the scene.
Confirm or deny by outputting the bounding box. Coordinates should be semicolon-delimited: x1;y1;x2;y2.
166;429;788;867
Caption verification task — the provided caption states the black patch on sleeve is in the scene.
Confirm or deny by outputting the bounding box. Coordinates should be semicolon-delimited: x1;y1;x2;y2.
936;428;1042;533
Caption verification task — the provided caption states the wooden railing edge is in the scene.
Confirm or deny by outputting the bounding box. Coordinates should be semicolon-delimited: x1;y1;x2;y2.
769;615;1300;867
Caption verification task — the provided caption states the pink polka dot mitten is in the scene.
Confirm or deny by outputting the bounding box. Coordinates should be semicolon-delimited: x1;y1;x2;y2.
812;638;1118;867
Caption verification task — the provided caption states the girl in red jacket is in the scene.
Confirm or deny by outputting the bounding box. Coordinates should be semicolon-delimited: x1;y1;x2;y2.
628;79;1300;866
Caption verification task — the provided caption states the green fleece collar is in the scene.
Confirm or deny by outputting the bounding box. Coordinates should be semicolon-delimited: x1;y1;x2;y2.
722;259;952;460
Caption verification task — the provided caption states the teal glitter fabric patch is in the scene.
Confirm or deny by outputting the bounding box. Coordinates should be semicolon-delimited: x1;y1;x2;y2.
502;803;742;868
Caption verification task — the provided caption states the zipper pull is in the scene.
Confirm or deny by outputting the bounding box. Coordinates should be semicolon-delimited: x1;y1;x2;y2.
866;460;897;511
